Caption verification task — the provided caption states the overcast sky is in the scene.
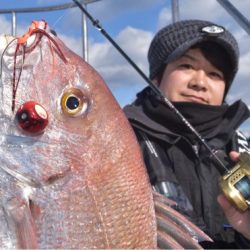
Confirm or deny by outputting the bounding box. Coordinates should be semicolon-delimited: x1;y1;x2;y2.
0;0;250;134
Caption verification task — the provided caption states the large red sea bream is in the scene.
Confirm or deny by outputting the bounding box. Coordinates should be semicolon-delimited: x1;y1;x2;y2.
0;21;211;249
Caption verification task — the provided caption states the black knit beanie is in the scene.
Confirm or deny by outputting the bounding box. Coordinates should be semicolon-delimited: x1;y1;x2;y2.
148;19;239;96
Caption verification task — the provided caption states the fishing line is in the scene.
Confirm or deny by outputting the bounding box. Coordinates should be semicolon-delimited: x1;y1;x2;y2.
51;2;76;31
11;44;26;112
72;0;230;173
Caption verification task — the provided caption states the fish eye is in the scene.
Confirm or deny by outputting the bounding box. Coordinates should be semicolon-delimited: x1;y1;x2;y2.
61;88;90;117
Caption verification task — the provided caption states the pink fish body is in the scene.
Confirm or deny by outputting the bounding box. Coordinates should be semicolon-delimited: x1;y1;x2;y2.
0;21;156;249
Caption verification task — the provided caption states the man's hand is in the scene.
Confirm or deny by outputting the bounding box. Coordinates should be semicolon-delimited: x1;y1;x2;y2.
217;151;250;240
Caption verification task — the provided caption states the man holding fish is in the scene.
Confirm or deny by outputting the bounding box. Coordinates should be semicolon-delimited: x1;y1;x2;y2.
125;19;250;248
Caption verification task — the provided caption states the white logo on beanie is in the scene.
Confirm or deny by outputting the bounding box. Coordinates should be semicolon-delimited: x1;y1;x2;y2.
201;25;224;35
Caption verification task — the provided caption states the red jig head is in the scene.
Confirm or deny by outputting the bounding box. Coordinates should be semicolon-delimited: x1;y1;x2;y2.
16;101;48;134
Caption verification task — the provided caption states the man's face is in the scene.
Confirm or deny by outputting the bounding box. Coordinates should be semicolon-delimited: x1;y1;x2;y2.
158;48;226;105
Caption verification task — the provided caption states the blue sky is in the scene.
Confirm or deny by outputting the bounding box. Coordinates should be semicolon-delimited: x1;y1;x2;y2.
0;0;250;133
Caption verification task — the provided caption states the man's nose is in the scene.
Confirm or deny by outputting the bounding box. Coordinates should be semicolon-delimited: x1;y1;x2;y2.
188;70;207;90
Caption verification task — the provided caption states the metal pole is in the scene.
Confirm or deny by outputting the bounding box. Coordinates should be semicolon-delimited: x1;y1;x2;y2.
11;11;16;36
171;0;180;23
217;0;250;36
81;3;88;61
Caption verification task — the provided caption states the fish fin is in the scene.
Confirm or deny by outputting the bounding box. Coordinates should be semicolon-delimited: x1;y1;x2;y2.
157;229;184;249
156;213;203;249
153;191;212;249
5;197;37;249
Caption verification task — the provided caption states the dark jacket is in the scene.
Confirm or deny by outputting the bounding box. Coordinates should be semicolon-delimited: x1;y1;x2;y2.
124;87;250;248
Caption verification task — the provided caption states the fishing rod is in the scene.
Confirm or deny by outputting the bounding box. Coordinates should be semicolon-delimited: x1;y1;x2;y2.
72;0;250;211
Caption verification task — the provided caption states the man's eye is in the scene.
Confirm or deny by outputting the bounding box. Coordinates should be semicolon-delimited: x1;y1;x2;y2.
179;63;193;69
209;71;224;80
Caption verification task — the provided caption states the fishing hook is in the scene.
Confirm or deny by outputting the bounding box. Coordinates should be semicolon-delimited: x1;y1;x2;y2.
11;20;67;112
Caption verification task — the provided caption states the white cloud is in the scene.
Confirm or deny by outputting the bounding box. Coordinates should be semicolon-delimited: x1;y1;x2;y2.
239;52;250;77
88;26;152;88
0;16;12;36
179;0;224;21
157;7;172;29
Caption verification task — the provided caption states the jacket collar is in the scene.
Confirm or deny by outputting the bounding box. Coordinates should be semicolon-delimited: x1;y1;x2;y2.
124;87;250;148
